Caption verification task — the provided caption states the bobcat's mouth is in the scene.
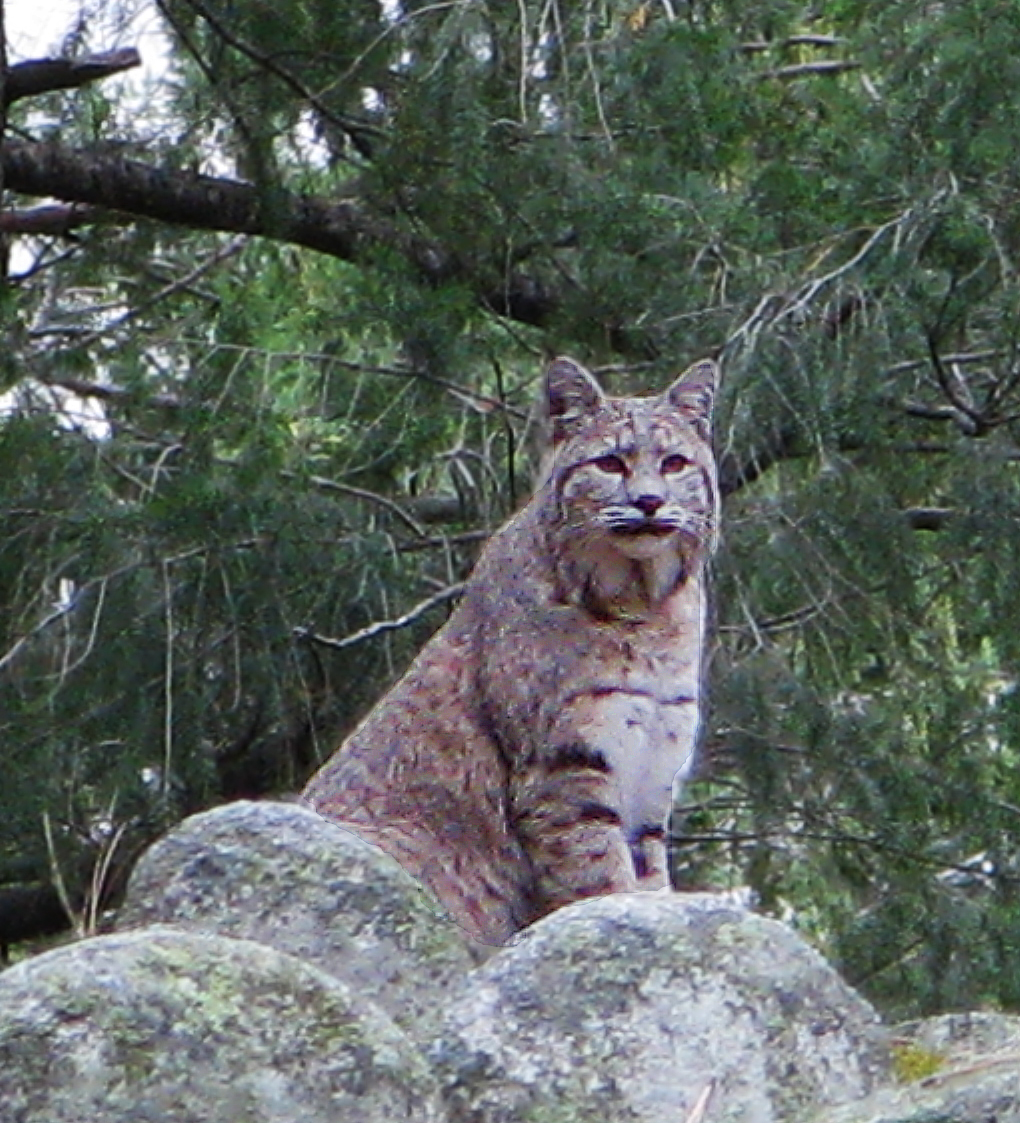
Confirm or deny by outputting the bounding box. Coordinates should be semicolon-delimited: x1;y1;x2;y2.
611;520;677;539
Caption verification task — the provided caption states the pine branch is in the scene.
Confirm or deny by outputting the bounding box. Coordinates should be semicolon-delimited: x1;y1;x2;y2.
2;139;388;257
71;234;247;346
720;436;970;532
169;0;380;158
0;140;559;328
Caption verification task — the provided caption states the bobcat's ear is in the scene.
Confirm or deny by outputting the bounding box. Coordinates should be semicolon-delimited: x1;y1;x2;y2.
664;358;718;439
545;357;605;440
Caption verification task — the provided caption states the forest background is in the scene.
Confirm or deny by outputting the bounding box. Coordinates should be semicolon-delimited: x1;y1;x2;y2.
3;0;1020;1020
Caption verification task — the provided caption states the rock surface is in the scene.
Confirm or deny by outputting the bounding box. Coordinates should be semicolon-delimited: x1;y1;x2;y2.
116;799;480;1038
821;1011;1020;1123
5;799;1014;1123
0;925;446;1123
429;892;890;1123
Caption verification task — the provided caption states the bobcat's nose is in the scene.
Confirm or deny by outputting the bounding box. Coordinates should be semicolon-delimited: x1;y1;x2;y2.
633;495;664;517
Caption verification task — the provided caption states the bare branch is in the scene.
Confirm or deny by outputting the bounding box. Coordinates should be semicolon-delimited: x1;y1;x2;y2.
905;507;954;531
887;349;1002;376
284;471;428;538
0;600;77;676
926;332;988;434
725;201;943;360
294;582;466;651
6;49;141;106
32;375;183;409
739;35;847;53
397;529;492;552
42;812;84;939
174;342;529;419
1;7;7;287
683;1082;717;1123
899;399;974;426
0;202;98;235
0;540;263;678
756;60;860;81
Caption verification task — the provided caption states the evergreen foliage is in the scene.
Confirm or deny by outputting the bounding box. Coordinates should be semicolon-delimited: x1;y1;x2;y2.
3;0;1020;1014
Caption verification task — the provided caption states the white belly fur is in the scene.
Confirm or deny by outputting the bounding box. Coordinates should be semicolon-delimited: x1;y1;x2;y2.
569;690;699;835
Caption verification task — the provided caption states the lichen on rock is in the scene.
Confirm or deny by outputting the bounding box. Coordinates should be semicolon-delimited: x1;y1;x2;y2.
115;799;481;1039
0;925;446;1123
429;892;890;1123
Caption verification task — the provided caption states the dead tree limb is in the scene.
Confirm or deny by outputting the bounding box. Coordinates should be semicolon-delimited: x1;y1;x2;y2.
294;582;466;652
6;49;142;106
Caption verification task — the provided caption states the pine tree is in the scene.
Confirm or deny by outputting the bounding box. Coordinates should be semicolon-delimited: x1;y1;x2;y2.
2;0;1020;1013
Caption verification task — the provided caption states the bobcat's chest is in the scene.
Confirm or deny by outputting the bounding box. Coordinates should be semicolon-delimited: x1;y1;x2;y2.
482;591;703;822
562;624;701;830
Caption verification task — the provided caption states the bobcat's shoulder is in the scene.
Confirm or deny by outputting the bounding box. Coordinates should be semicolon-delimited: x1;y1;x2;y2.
303;357;720;945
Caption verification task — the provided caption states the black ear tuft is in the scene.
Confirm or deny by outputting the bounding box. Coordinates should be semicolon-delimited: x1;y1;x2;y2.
664;359;718;438
546;357;605;439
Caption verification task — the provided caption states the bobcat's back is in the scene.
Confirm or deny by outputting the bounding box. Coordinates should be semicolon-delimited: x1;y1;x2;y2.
303;357;719;945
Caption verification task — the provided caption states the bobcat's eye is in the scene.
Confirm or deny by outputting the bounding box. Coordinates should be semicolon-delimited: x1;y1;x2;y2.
592;453;628;475
661;453;691;474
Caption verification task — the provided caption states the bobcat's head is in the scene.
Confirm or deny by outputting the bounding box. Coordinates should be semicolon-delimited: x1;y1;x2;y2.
543;357;719;602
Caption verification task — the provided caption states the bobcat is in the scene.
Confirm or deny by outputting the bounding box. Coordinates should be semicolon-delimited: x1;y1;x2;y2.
303;356;719;945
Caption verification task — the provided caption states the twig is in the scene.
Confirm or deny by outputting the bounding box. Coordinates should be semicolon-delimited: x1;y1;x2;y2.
86;817;130;935
517;0;529;123
292;472;428;538
583;0;614;146
53;577;108;683
294;582;466;652
0;566;125;676
332;1;468;95
725;200;941;358
162;559;174;800
42;812;83;939
926;333;986;433
178;343;527;419
920;1051;1020;1087
0;539;264;679
779;209;916;324
0;601;76;675
684;1080;716;1123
